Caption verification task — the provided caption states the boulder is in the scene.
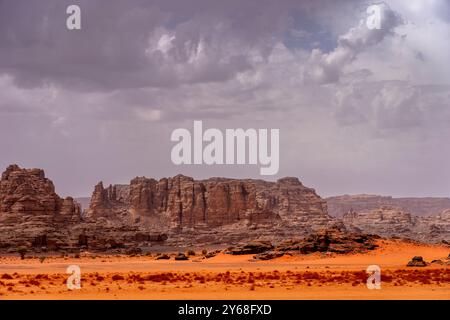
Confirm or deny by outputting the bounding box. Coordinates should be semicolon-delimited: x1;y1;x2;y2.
227;240;273;255
407;256;427;267
253;251;284;260
174;253;189;261
204;251;219;259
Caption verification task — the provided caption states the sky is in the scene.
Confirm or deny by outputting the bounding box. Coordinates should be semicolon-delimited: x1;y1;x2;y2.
0;0;449;198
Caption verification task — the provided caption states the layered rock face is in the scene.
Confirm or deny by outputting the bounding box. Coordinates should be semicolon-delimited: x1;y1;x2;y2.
420;209;450;241
0;164;81;221
83;175;340;246
342;206;450;243
85;182;130;219
343;206;417;235
327;194;450;218
0;165;336;251
2;164;448;252
0;165;81;248
85;175;333;235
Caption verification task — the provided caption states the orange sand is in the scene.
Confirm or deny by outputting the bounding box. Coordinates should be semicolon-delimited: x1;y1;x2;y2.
0;239;449;300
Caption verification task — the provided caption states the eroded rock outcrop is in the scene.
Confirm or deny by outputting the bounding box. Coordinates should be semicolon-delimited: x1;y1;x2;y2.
327;194;450;218
84;182;130;220
275;227;379;254
228;228;379;260
343;206;417;234
0;164;337;251
342;206;450;243
419;209;450;242
2;164;448;253
407;256;427;267
0;165;81;249
84;174;335;245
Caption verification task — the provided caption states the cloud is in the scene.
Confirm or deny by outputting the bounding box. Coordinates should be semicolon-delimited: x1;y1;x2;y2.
332;80;450;142
303;3;403;84
0;0;390;91
134;108;162;122
0;0;449;198
0;0;294;91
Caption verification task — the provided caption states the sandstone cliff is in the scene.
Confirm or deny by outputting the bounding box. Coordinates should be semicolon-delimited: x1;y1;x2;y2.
0;165;337;251
85;175;332;231
1;165;448;253
0;164;81;249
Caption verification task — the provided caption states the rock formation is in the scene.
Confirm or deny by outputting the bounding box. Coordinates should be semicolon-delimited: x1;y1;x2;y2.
0;164;339;252
1;164;448;253
0;164;81;249
343;206;417;235
228;228;379;259
407;256;427;267
342;206;450;243
84;174;336;245
419;208;450;242
327;194;450;218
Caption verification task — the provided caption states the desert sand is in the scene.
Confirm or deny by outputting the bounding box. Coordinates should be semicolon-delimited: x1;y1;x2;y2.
0;239;449;300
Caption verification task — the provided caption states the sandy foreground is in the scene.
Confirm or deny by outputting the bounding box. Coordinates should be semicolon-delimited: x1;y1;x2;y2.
0;239;449;300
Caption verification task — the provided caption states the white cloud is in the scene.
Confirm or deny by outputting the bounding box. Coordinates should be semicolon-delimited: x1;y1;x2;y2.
303;3;403;84
156;34;176;54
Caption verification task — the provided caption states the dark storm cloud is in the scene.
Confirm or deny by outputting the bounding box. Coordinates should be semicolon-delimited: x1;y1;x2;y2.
0;0;274;90
0;0;361;91
0;0;169;90
0;0;449;198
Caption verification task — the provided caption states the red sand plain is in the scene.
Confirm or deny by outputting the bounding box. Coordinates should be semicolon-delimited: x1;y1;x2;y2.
0;239;449;300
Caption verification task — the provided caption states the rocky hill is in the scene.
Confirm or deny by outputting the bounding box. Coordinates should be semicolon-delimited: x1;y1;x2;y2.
1;165;449;253
86;175;331;228
327;194;450;218
84;175;338;246
0;164;81;249
0;165;337;251
342;206;450;243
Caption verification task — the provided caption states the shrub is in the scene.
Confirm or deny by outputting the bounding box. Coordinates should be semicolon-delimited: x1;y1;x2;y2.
39;256;46;263
17;247;27;260
112;274;124;281
201;249;208;255
186;249;196;256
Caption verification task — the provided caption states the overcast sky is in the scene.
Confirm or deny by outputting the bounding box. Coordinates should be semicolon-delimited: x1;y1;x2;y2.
1;0;449;198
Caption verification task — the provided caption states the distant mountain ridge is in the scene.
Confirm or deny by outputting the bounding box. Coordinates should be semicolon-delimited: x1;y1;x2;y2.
326;194;450;218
